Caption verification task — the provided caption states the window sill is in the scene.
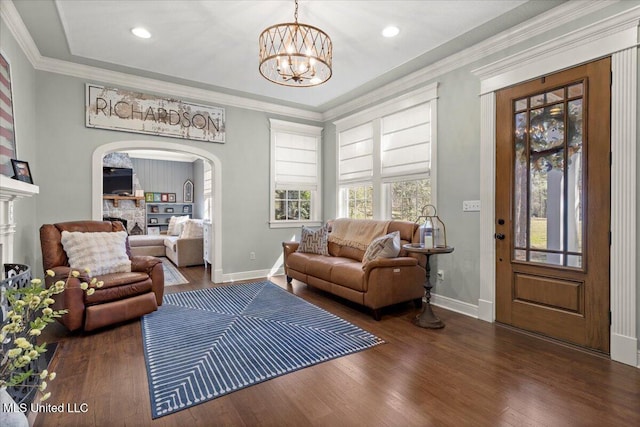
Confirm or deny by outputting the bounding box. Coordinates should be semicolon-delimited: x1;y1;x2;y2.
269;220;322;229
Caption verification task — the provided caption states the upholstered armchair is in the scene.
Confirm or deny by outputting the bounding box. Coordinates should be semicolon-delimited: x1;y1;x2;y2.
40;220;164;332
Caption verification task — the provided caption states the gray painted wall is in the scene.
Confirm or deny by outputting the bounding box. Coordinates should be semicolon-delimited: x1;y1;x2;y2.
2;2;639;346
1;17;38;269
131;157;194;203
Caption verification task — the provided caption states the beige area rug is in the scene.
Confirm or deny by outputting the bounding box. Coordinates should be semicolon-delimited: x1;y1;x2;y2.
159;258;189;286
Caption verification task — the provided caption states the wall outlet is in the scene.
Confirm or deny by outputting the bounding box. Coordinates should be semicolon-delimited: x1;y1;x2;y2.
463;200;481;212
437;269;444;281
249;252;256;260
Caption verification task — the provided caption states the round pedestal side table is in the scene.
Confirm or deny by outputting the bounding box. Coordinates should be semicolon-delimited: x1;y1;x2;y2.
402;244;454;329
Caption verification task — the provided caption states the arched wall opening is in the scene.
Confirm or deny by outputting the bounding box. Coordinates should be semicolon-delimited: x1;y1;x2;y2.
92;140;223;283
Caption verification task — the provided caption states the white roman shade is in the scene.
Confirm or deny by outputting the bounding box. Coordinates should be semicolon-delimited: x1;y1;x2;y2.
274;128;319;190
381;103;431;178
339;123;373;181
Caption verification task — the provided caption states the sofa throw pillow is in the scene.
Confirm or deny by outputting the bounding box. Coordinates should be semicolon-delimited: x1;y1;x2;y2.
362;231;401;267
61;230;131;276
179;219;204;239
296;225;329;256
167;215;190;236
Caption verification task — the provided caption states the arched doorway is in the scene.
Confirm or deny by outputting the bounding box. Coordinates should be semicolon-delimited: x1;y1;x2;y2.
92;140;223;283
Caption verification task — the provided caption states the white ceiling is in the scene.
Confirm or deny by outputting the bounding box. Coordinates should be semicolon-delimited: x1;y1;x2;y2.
42;0;534;109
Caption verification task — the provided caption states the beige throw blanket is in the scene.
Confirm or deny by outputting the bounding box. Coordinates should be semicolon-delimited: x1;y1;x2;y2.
328;219;391;251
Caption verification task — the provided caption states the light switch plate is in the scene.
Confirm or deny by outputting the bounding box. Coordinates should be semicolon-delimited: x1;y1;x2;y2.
463;200;481;212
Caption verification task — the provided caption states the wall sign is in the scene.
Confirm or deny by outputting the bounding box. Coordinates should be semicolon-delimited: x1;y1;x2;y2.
85;84;225;143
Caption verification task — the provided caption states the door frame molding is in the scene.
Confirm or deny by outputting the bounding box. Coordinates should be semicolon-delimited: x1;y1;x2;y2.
92;140;224;284
473;9;639;366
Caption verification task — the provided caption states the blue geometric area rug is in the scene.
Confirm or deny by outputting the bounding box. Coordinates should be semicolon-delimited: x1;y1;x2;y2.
141;281;384;418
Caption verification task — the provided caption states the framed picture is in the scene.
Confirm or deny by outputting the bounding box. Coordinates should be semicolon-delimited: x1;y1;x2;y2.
168;193;176;203
150;206;159;213
165;207;174;213
0;53;17;178
153;193;161;202
165;217;172;223
11;159;33;184
149;218;158;224
147;227;160;236
183;179;194;203
145;192;154;202
182;205;191;214
161;193;168;202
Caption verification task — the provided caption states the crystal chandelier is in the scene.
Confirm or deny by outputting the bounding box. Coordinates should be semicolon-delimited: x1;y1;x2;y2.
259;0;332;87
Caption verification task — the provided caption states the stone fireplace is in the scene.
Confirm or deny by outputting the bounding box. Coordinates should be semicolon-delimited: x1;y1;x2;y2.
102;152;145;233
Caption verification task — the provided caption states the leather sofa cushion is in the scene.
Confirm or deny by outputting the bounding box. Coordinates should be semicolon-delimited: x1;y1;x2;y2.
85;272;152;305
330;262;365;291
306;256;352;282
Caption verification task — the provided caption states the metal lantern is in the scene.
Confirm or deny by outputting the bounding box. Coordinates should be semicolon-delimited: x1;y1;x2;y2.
414;204;447;248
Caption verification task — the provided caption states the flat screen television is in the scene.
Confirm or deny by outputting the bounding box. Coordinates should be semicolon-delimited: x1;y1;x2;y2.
103;167;133;195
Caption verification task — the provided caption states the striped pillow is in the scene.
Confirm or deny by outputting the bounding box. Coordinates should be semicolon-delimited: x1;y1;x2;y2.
362;231;401;267
296;225;329;256
179;219;204;239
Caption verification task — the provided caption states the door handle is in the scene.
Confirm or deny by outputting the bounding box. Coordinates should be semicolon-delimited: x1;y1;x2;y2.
494;233;505;240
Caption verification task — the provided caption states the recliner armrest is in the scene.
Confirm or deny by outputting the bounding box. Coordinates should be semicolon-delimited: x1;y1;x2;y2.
282;241;299;257
130;255;162;273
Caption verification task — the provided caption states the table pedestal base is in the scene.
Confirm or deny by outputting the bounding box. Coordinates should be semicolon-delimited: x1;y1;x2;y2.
414;303;444;329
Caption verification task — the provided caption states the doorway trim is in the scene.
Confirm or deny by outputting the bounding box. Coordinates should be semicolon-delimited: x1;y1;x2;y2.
473;11;639;366
92;140;224;284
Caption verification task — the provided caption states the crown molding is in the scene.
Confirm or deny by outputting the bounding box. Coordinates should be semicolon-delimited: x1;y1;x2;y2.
321;1;616;121
473;5;640;93
0;0;625;124
0;0;42;65
0;0;323;122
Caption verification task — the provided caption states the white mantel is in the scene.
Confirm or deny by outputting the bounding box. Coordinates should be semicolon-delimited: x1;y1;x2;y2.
0;177;39;267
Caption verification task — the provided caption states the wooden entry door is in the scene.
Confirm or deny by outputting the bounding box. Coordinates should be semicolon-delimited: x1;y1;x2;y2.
495;58;611;353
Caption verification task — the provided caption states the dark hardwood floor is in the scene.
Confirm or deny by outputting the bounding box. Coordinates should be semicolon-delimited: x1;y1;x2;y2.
33;265;640;426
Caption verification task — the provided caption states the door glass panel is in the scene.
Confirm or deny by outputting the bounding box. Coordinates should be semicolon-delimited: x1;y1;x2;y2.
514;112;527;248
568;83;583;98
513;82;585;269
567;99;583;254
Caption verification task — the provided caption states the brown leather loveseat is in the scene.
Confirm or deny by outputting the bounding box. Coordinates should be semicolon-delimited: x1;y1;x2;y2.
283;219;425;319
40;220;164;331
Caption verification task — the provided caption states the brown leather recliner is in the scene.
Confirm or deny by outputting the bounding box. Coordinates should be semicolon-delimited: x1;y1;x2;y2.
40;220;165;332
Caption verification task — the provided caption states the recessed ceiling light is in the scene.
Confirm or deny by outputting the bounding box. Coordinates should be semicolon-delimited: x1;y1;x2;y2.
382;26;400;38
131;27;151;39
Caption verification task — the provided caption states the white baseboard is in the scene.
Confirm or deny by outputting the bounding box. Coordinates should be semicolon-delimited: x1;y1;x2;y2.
222;267;285;283
611;332;640;368
430;292;479;319
477;299;494;322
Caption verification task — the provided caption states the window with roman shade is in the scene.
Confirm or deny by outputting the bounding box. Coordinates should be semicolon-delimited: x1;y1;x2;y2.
335;83;437;221
270;119;322;227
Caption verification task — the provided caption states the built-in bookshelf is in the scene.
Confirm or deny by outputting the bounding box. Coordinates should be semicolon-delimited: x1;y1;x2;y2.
146;203;193;232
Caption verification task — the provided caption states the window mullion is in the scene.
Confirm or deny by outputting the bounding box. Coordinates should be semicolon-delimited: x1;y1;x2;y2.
372;118;384;219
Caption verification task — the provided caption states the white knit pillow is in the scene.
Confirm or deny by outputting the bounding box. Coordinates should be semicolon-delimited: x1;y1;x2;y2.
167;215;190;236
61;231;131;276
179;219;204;239
362;231;401;267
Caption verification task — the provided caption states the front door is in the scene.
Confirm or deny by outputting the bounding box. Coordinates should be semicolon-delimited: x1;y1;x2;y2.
495;58;611;353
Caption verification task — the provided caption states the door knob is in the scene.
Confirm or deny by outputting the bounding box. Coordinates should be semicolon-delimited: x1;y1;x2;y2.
495;233;505;240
